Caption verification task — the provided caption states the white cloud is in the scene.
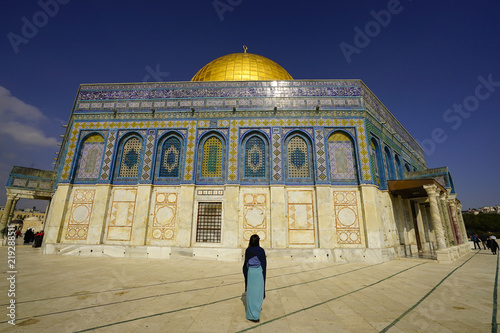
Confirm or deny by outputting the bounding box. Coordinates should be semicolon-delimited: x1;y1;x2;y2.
0;86;58;147
0;121;58;147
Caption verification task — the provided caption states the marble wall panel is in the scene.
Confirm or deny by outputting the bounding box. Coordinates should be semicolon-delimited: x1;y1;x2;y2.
287;189;315;245
242;192;268;243
106;188;137;241
152;192;177;240
65;189;95;240
333;190;362;244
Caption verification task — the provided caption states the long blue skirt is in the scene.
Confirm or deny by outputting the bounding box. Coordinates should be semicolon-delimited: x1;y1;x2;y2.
246;266;264;320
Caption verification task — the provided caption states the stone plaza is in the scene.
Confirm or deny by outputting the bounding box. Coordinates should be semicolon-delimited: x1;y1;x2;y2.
0;243;497;332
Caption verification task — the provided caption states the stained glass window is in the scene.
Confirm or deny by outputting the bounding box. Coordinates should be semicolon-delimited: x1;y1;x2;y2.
75;133;105;180
119;137;142;178
287;136;310;178
196;202;222;243
244;136;266;178
159;136;181;178
328;132;357;182
201;136;222;178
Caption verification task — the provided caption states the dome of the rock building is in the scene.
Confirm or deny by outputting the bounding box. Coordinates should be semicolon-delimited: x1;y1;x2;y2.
191;50;293;82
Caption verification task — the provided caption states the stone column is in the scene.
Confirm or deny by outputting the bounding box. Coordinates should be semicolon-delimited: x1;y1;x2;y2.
0;194;17;237
439;192;455;246
450;200;465;244
423;184;447;250
457;203;468;240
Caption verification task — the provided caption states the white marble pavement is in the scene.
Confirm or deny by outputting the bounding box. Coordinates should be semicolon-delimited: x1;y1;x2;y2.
0;245;497;332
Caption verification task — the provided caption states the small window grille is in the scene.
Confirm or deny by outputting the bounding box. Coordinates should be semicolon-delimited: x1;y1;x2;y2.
196;202;222;243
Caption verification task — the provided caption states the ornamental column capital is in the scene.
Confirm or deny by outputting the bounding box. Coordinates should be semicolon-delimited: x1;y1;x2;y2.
439;191;448;201
423;184;439;196
6;193;18;201
448;200;457;209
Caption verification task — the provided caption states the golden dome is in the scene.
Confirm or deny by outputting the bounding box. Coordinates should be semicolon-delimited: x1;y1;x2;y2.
191;51;293;82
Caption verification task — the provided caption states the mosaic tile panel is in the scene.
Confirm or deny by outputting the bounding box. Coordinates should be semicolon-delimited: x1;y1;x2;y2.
242;193;267;242
61;118;371;185
158;137;182;178
271;131;282;182
287;190;315;245
61;127;80;181
228;121;239;181
287;136;310;178
314;129;327;182
283;127;313;138
370;140;380;185
106;188;136;241
75;135;105;180
141;131;156;180
333;191;361;244
362;88;425;162
201;136;223;178
383;148;390;181
244;136;266;178
119;137;142;178
77;82;363;102
328;135;357;182
152;193;177;240
65;189;95;240
100;131;117;180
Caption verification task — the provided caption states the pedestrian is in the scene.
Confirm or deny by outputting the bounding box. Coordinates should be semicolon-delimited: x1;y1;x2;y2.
489;236;499;255
243;234;267;323
480;234;488;250
472;234;481;250
23;229;33;244
33;230;44;248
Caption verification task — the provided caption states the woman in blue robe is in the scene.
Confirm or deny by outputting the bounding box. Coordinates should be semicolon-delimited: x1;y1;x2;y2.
243;234;267;322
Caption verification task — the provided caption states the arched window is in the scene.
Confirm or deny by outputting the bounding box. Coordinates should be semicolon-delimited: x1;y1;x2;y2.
157;135;183;180
242;134;268;181
370;138;387;188
394;154;404;180
370;139;380;186
286;133;313;182
115;135;143;180
327;131;358;183
198;134;225;181
384;146;396;180
404;162;411;174
74;133;105;181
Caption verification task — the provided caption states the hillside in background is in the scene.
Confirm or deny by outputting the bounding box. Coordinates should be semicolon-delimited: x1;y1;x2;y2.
464;213;500;237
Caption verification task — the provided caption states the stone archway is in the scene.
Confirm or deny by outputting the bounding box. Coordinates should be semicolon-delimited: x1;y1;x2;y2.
0;166;55;240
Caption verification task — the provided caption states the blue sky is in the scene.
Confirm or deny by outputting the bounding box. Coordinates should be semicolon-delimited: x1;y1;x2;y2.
1;0;499;210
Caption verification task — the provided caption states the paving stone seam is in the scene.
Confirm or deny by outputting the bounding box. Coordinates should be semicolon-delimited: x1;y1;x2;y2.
69;263;388;332
492;252;499;333
234;262;427;332
0;262;377;326
379;251;480;333
1;261;344;307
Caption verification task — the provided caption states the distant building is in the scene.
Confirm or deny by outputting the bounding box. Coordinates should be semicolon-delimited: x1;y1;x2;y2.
0;208;46;227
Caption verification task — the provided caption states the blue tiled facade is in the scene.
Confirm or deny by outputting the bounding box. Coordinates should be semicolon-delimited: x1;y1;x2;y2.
58;80;428;188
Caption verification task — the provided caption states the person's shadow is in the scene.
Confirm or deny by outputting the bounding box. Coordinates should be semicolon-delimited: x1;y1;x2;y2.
240;292;246;310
